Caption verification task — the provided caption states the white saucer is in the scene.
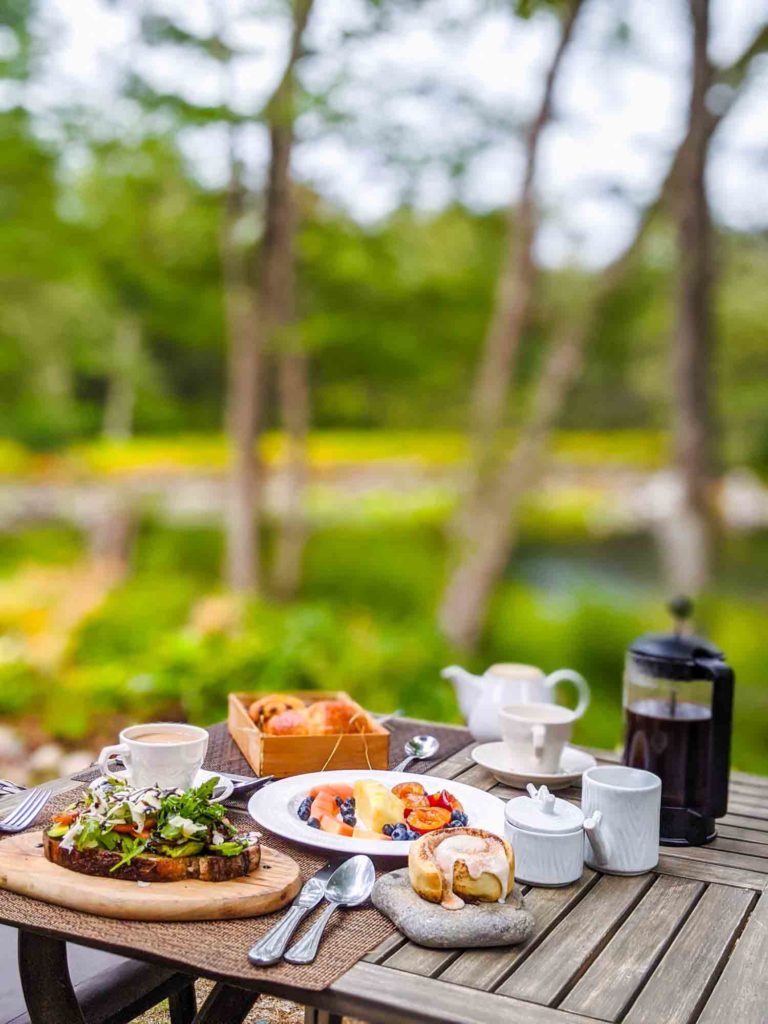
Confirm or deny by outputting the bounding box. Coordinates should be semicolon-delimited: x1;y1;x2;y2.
471;743;597;790
101;768;234;802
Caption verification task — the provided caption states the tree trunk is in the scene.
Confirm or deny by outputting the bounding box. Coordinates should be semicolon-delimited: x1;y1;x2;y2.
441;325;585;649
222;0;314;598
89;487;136;577
103;313;141;441
273;347;310;598
437;10;764;649
223;149;263;594
469;0;583;464
667;0;717;595
439;0;585;648
263;0;315;600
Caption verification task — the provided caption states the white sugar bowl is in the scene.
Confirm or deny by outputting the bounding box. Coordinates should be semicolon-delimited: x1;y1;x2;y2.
505;783;586;887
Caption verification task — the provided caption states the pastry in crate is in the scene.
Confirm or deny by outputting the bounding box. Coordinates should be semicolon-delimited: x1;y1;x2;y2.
248;694;308;731
306;699;374;735
247;694;374;736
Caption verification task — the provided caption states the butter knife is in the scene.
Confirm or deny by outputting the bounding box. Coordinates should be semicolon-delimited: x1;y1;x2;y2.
247;863;334;966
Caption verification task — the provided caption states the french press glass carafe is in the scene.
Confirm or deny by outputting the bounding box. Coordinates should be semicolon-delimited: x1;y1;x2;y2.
622;598;734;846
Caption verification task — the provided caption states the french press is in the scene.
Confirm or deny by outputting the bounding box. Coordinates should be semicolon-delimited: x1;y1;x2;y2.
622;598;734;846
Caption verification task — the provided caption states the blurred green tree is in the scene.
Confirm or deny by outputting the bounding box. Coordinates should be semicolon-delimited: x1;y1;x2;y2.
439;0;768;649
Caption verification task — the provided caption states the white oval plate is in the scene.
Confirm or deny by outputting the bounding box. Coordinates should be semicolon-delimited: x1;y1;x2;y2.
102;768;234;803
247;769;506;857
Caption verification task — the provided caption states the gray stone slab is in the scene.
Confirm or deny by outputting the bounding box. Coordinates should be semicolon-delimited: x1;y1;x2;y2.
372;869;535;949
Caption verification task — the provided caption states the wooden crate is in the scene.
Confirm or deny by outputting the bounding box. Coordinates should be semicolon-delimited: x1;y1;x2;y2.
227;691;390;778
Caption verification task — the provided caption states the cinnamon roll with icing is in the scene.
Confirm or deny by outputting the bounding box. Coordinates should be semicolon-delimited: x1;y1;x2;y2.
408;827;515;911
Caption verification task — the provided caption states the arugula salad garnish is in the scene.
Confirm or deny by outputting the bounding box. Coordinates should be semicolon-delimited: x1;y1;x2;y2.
48;776;256;872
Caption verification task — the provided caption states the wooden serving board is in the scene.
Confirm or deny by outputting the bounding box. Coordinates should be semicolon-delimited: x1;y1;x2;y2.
0;832;301;921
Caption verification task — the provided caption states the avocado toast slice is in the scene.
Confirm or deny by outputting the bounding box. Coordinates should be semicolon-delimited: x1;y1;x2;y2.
45;775;260;882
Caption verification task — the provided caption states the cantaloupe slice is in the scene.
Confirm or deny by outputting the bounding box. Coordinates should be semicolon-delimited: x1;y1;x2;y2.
309;783;354;800
320;814;353;837
310;792;337;821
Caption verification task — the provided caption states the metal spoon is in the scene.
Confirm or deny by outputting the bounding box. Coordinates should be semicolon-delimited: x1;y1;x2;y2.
392;734;440;773
284;855;375;965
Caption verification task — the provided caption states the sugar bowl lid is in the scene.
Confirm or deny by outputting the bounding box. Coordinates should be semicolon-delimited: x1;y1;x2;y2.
505;783;584;834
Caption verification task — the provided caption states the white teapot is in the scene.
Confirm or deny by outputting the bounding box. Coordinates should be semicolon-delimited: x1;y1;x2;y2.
441;662;590;743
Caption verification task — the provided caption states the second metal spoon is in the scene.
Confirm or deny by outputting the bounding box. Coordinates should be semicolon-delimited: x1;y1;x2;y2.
393;734;440;773
284;855;375;965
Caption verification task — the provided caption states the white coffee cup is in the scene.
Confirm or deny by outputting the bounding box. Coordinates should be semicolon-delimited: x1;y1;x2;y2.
97;722;209;790
499;702;577;773
582;765;661;875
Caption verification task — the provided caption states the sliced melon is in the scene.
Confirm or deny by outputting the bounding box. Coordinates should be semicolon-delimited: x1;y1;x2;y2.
309;783;354;800
353;779;405;833
320;814;353;837
310;792;337;821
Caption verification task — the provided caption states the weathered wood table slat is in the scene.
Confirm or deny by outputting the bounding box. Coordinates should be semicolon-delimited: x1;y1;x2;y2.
2;727;768;1024
321;739;768;1024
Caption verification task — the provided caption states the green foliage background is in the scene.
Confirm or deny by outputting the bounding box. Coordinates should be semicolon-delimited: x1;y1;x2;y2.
1;0;767;776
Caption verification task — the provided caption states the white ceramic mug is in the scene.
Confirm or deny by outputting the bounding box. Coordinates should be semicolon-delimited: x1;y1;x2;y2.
499;702;577;773
98;722;209;790
582;765;661;875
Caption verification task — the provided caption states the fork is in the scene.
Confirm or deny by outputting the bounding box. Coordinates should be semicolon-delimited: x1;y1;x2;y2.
0;780;25;796
0;788;53;833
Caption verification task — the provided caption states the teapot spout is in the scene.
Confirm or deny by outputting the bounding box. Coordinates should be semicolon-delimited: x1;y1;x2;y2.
441;665;483;722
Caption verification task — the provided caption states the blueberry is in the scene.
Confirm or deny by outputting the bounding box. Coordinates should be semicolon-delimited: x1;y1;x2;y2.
381;824;395;836
391;824;409;840
335;796;343;807
403;829;420;840
450;810;468;826
308;817;321;829
342;814;357;826
297;796;312;821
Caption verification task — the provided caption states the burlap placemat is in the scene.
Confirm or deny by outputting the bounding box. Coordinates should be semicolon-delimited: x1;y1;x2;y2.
1;717;472;992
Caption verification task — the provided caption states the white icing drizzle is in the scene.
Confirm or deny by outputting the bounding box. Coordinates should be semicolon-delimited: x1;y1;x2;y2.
433;834;509;911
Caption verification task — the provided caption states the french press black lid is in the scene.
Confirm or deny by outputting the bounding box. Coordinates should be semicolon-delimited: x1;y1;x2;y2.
623;598;734;846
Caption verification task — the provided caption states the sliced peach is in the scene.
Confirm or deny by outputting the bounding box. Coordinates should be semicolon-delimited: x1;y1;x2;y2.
308;783;354;800
310;793;337;821
320;814;353;837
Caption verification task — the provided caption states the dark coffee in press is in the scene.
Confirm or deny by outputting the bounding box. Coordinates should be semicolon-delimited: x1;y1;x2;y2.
624;698;712;810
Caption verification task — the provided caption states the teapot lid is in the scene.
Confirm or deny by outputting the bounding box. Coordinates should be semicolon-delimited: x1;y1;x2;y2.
629;597;725;680
505;784;584;834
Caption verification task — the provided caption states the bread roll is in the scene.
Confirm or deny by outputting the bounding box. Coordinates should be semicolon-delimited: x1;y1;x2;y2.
248;694;306;730
306;699;373;736
262;708;310;736
408;828;514;911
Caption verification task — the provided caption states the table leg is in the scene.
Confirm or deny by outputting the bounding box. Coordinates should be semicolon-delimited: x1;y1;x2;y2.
17;932;86;1024
304;1009;343;1024
169;980;197;1023
192;982;259;1024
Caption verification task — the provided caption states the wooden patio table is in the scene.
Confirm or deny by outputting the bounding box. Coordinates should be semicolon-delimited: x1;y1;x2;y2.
1;720;767;1024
